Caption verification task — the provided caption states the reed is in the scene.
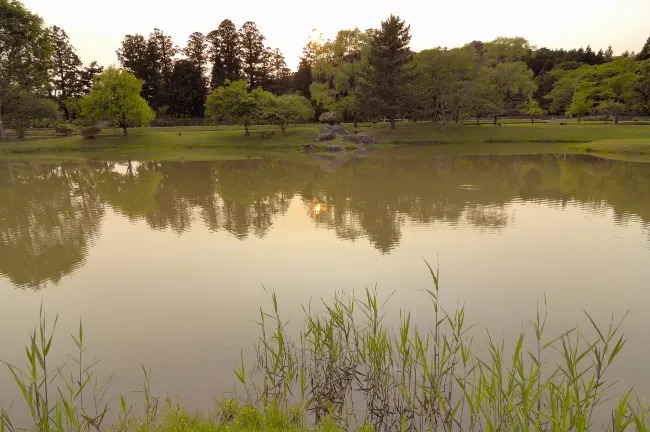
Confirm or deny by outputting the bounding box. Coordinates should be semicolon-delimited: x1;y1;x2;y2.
2;264;648;431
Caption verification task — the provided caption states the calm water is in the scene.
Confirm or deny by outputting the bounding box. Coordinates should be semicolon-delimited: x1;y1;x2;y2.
1;152;650;416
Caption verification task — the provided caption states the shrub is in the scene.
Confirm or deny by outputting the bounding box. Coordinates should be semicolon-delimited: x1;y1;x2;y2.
319;111;343;125
560;122;568;125
55;124;76;136
80;125;101;139
634;117;640;122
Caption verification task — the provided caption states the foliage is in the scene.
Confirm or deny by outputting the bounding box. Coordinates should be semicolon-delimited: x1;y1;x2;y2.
520;98;545;124
50;25;82;119
358;15;411;129
566;91;593;123
262;94;314;135
167;60;207;118
310;29;370;122
595;99;627;124
207;19;242;89
238;22;266;89
183;31;208;75
80;125;101;139
0;0;52;139
117;29;177;111
205;80;273;135
318;111;344;125
4;91;59;138
80;67;155;135
55;123;76;136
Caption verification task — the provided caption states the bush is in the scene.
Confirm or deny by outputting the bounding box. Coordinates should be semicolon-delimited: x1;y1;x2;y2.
80;125;101;139
319;111;343;125
560;122;568;126
55;124;76;136
634;117;640;122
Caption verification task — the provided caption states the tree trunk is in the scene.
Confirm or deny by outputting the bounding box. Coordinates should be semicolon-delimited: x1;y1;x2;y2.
493;116;497;125
390;116;396;130
281;126;286;136
18;127;26;139
476;116;480;126
245;124;250;136
0;97;5;140
531;118;534;125
123;127;128;136
614;113;619;124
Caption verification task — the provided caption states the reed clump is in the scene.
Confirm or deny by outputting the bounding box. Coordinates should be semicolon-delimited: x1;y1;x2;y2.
2;264;649;431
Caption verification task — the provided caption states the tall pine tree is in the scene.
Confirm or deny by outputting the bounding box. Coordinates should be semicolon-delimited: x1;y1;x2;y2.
50;25;82;119
184;32;208;76
358;15;411;129
207;19;241;89
238;21;265;89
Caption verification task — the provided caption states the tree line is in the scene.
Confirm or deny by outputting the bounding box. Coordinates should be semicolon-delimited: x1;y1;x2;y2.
2;0;650;139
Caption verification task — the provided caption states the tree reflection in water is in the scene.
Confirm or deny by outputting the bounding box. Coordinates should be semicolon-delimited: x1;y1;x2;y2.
1;154;649;289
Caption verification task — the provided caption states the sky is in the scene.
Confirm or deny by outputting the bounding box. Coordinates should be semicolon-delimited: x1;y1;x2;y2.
23;0;650;70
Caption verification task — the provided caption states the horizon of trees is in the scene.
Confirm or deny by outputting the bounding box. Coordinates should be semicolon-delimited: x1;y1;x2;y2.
2;0;650;137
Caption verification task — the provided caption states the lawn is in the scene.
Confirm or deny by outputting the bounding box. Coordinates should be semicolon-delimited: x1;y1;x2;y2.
1;121;649;161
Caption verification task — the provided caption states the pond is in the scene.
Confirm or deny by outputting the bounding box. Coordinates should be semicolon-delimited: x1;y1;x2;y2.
1;151;650;419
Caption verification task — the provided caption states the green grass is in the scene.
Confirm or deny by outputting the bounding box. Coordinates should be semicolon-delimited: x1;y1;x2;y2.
1;121;650;161
571;138;650;156
3;265;649;431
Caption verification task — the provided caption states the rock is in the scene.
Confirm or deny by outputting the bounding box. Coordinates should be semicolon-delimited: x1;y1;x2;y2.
325;144;346;152
330;125;350;135
343;134;378;145
314;132;336;142
300;144;316;152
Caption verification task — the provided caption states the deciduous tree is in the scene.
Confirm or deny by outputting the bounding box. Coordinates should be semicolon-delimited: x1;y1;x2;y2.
0;0;52;139
262;94;314;135
80;67;155;136
519;98;545;124
5;91;59;138
205;79;271;135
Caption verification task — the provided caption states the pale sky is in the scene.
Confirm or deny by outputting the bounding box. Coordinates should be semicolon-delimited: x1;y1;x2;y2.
24;0;650;70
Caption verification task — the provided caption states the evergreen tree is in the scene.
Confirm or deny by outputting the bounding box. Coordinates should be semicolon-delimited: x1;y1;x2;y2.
605;45;614;62
50;25;82;119
168;59;207;118
238;21;265;88
358;15;412;129
207;19;241;89
78;61;104;95
147;28;177;111
184;32;208;76
638;37;650;61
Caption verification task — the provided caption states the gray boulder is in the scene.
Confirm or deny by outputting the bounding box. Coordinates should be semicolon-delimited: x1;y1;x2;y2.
325;144;346;152
344;134;378;145
314;132;336;142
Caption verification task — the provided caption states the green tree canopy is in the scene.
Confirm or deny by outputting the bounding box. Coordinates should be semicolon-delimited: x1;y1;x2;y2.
0;0;52;139
310;28;370;124
205;79;272;135
80;67;155;135
4;91;59;138
262;94;314;135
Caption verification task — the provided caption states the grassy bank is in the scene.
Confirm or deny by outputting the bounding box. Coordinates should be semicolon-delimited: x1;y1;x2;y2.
1;122;649;160
2;267;649;431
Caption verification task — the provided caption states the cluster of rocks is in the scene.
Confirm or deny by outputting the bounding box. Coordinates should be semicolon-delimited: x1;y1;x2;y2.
312;124;378;152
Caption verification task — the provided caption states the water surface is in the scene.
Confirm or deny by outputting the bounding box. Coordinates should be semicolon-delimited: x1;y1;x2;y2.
1;152;649;415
